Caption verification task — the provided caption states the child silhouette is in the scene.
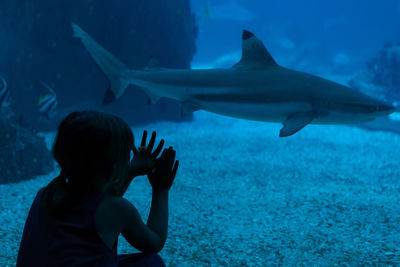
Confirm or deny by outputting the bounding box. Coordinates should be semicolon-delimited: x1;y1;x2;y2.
17;110;179;266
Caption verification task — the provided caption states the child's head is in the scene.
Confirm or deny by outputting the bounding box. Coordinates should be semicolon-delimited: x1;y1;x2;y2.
52;110;133;193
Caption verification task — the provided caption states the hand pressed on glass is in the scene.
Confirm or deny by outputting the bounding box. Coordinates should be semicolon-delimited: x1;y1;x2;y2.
129;130;164;178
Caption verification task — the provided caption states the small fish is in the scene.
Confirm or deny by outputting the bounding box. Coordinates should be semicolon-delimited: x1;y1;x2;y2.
0;75;11;108
38;81;58;119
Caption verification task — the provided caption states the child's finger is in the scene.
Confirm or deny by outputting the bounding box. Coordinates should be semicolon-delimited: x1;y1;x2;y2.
152;139;164;159
132;145;138;156
166;149;176;168
147;131;156;152
171;160;179;180
141;130;147;147
160;149;168;159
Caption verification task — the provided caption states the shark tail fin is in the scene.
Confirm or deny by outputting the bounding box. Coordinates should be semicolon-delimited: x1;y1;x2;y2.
72;24;128;105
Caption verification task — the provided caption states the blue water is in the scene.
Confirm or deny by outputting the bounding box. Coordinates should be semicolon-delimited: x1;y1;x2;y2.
190;1;400;265
191;0;400;73
2;1;400;266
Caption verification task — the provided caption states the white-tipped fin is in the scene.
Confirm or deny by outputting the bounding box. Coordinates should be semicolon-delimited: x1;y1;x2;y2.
233;30;277;70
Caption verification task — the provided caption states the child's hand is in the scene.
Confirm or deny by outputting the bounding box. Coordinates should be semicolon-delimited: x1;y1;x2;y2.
148;147;179;191
129;130;164;178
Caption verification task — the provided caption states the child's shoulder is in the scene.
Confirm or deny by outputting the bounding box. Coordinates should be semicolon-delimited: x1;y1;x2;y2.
99;195;138;213
96;195;136;224
95;195;139;248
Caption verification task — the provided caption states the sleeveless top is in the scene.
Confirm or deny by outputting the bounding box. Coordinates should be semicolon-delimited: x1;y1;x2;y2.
17;187;118;267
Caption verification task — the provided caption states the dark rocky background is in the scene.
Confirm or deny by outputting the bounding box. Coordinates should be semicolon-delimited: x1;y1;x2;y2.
0;0;198;130
0;0;198;183
0;109;54;183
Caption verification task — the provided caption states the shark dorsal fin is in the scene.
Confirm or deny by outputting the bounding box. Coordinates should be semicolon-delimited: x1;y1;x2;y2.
144;57;162;71
233;30;277;70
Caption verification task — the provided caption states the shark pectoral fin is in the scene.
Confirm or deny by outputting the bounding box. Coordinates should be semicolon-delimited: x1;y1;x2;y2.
280;112;316;137
181;102;201;116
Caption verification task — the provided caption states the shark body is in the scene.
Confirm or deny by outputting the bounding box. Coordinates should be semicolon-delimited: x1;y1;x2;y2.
72;24;395;137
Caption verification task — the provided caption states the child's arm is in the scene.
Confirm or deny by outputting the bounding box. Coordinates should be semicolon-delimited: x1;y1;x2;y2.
145;147;178;247
111;196;167;252
146;188;169;246
115;148;178;252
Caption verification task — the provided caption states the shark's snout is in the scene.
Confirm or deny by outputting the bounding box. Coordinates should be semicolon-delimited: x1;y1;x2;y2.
376;103;396;115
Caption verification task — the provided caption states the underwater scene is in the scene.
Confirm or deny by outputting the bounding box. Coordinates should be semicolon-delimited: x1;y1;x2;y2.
1;0;400;266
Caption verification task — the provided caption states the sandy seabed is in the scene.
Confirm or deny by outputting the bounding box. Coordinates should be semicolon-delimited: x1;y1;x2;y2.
1;111;400;266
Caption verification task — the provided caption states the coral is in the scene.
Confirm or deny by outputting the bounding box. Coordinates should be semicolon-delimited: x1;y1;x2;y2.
350;42;400;105
0;109;53;184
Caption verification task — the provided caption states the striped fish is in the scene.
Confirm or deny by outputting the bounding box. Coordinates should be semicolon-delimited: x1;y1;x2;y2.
0;75;11;108
38;81;58;119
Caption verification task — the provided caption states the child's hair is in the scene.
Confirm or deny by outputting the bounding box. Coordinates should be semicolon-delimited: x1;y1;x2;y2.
44;110;134;217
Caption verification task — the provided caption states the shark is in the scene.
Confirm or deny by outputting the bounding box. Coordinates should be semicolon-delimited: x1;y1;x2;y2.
72;24;395;137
